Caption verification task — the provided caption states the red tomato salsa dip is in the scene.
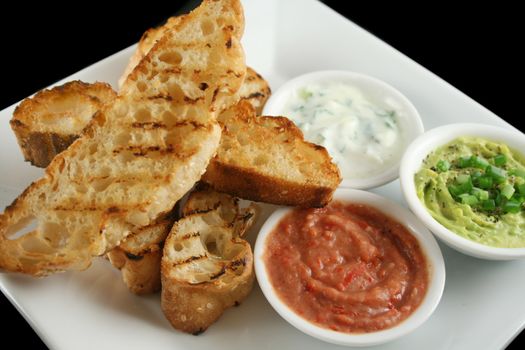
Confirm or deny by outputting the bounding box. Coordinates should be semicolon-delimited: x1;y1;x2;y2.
264;201;429;333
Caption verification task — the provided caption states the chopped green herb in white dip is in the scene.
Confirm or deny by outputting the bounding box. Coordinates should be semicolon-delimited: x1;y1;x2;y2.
283;82;404;178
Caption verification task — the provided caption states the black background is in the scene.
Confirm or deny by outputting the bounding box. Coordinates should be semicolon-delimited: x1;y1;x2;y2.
0;1;522;349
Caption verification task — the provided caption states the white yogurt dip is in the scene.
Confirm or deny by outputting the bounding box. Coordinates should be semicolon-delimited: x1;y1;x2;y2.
282;82;405;179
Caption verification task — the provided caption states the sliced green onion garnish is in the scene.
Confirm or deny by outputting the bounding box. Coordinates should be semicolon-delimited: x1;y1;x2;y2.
448;185;463;197
472;187;489;200
455;179;473;194
457;156;471;168
494;154;507;166
477;176;493;189
459;194;479;206
512;194;525;205
509;168;525;179
481;199;496;211
500;183;516;199
470;156;490;169
471;170;483;181
486;165;507;184
457;174;471;184
495;192;503;206
436;153;523;214
517;183;525;196
436;160;450;172
503;200;522;214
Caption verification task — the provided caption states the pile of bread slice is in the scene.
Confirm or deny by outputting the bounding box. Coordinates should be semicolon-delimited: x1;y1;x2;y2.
0;0;341;334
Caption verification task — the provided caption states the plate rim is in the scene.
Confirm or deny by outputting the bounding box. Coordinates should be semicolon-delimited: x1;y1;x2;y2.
0;0;523;349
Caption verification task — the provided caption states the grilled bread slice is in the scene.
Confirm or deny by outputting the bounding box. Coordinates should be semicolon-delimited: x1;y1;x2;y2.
121;0;245;115
202;101;342;207
0;0;245;276
0;96;221;275
162;188;255;334
118;16;182;89
107;210;177;294
238;68;271;115
118;14;269;114
10;81;116;167
12;69;269;170
183;184;257;236
11;12;267;172
108;185;256;295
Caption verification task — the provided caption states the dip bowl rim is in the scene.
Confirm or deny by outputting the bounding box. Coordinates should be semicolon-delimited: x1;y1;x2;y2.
400;122;525;260
262;70;424;190
254;188;446;347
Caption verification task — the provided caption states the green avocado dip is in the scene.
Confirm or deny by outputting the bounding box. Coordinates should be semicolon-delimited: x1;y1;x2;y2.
415;136;525;248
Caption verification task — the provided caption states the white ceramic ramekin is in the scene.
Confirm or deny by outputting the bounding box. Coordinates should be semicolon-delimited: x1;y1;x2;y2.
263;70;424;189
254;188;445;346
400;123;525;260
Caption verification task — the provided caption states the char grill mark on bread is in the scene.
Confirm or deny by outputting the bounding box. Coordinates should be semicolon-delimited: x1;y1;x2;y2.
10;81;116;167
107;210;177;295
119;14;269;114
161;187;256;334
0;0;245;276
120;0;246;115
237;67;271;114
10;67;270;171
118;16;183;89
11;47;269;172
202;101;342;207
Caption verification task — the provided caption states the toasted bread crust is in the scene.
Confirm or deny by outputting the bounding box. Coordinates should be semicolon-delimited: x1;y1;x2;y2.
118;17;182;89
161;257;254;334
161;188;255;333
10;127;78;168
203;161;336;207
12;14;269;171
118;12;269;114
13;66;271;170
108;247;163;294
107;212;177;294
121;0;246;114
0;0;245;276
10;81;116;167
202;101;341;207
239;67;271;114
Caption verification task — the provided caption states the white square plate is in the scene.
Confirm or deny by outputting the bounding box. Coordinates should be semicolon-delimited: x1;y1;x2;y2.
1;1;523;349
